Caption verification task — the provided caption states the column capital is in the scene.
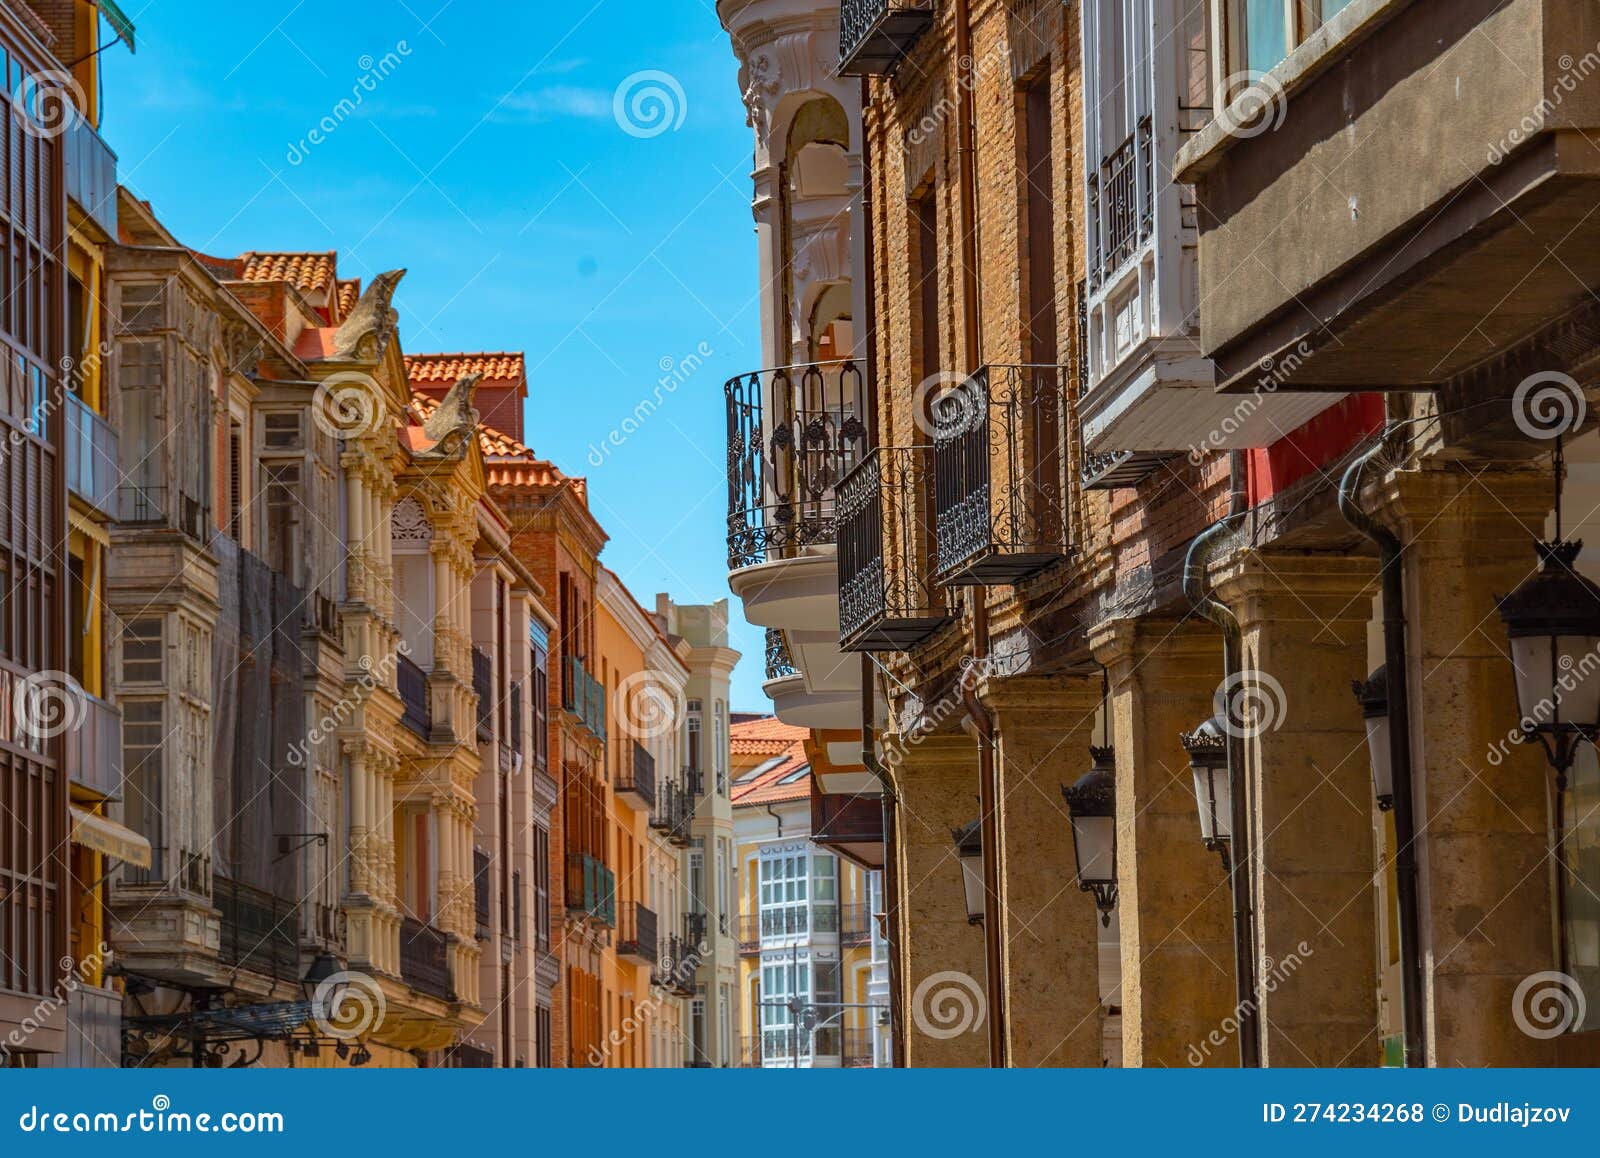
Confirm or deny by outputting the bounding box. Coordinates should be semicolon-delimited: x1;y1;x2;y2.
1378;464;1549;529
1089;616;1218;669
1211;549;1377;638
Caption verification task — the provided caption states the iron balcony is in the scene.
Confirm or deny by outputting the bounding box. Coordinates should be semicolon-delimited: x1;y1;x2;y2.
837;0;935;77
617;740;657;811
725;361;867;571
933;365;1073;584
617;901;658;967
836;446;953;652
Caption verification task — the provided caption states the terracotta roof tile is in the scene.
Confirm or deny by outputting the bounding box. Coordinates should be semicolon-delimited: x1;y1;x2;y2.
731;716;813;806
408;392;587;497
335;278;361;318
236;251;337;294
405;352;525;384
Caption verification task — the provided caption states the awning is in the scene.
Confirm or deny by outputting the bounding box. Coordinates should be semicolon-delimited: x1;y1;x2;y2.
96;1;136;53
69;806;151;868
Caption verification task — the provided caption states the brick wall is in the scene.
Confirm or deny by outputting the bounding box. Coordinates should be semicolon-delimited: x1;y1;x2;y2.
864;0;1229;689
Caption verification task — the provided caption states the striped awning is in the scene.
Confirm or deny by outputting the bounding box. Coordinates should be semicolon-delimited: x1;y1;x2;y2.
96;1;136;52
69;806;152;868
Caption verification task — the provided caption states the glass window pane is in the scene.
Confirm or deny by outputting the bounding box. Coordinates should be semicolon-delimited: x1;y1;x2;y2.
1240;0;1289;73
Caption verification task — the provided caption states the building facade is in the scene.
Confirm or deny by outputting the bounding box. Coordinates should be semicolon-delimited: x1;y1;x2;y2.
730;715;886;1068
717;0;1600;1069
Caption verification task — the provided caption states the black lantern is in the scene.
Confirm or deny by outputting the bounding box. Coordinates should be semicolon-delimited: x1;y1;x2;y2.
952;820;984;925
1181;715;1231;868
1498;538;1600;777
301;950;345;1004
1352;665;1394;810
1061;747;1117;926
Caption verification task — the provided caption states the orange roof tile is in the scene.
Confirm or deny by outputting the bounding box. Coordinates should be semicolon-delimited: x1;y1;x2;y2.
335;278;361;318
405;352;525;384
236;251;337;294
731;715;812;805
407;392;588;498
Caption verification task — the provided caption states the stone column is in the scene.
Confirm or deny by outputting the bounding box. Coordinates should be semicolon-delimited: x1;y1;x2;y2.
888;733;989;1067
980;674;1106;1066
1387;468;1559;1065
1215;551;1381;1066
1091;617;1237;1066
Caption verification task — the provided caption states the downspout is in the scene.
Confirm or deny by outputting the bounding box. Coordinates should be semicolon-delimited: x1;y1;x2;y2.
765;803;784;839
952;0;1005;1069
862;662;905;1067
1183;468;1262;1068
1338;433;1427;1068
856;71;905;1068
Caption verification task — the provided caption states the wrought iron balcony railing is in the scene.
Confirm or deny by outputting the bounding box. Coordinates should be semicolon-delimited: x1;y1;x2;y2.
726;362;867;571
214;875;298;981
472;646;493;742
837;446;953;652
617;739;657;810
474;848;491;940
400;916;453;1001
764;627;796;681
398;652;431;737
617;901;658;966
842;1027;876;1067
1089;115;1154;292
933;365;1072;584
838;0;935;76
737;913;760;955
839;903;874;947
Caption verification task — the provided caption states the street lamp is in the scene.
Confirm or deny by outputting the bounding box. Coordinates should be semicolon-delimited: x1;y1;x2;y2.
952;819;984;925
301;950;346;1004
1180;715;1231;868
1061;747;1117;926
1351;665;1394;810
1497;538;1600;776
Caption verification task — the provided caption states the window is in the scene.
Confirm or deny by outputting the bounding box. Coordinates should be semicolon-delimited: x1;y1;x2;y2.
262;461;302;579
913;187;940;385
689;849;705;914
535;1007;552;1068
1228;0;1356;79
691;994;707;1063
687;698;702;775
122;700;164;878
118;339;163;504
1021;69;1057;366
759;851;808;939
531;635;550;773
262;412;303;451
120;618;163;684
714;700;727;794
227;419;243;537
533;825;551;953
761;957;812;1061
119;282;165;331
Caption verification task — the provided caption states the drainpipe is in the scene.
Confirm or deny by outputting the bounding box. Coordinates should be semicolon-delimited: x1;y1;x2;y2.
950;0;1006;1069
1183;491;1262;1068
1338;434;1427;1068
861;657;905;1067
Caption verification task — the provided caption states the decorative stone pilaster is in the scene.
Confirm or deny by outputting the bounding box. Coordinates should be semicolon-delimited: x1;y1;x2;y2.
889;733;989;1067
1384;467;1559;1065
1090;619;1237;1067
979;674;1106;1066
1213;551;1382;1066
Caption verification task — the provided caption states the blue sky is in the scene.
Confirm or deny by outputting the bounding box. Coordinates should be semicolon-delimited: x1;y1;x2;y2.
103;1;770;708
